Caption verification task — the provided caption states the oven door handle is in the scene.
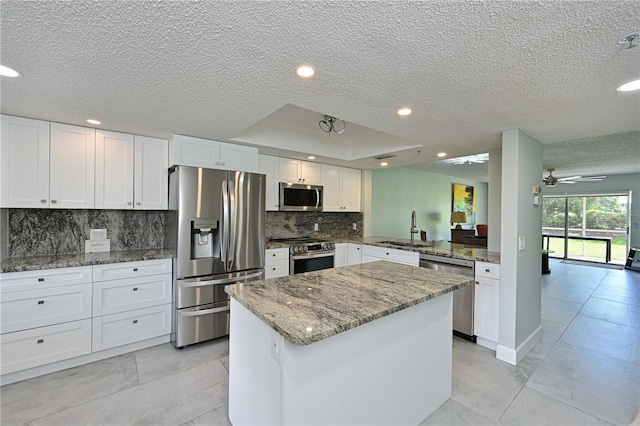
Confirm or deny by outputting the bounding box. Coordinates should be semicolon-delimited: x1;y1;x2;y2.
179;270;264;288
292;251;335;260
315;188;320;209
180;305;230;317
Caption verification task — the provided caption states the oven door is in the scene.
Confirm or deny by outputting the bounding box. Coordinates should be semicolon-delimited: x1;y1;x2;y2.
291;252;334;274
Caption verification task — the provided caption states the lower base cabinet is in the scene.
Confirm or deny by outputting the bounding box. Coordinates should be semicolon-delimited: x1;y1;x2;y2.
92;304;171;351
265;248;289;279
473;261;500;349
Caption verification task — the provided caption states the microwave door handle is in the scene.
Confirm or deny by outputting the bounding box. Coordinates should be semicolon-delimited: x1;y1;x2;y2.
228;178;236;269
221;180;229;264
315;188;320;209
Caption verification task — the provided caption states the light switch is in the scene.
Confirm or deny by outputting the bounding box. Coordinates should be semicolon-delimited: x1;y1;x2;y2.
518;236;527;251
314;223;319;231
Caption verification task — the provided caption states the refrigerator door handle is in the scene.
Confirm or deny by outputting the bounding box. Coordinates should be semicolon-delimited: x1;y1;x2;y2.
178;270;264;288
180;305;230;317
221;180;229;263
228;178;236;268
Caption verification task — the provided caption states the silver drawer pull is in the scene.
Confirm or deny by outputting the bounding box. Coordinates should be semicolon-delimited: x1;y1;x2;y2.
475;281;480;285
133;268;138;272
136;202;141;206
51;200;57;204
37;300;45;304
133;320;138;324
132;287;138;291
37;339;44;344
272;267;276;271
40;199;47;203
485;269;490;273
38;278;45;282
272;253;277;256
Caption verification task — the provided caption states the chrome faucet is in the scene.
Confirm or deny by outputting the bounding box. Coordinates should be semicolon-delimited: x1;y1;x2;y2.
410;210;418;244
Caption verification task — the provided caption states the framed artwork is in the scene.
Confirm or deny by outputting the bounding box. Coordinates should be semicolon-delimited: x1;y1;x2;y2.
452;183;476;225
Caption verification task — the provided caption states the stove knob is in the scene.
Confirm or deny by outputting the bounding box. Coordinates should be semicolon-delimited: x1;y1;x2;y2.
326;243;334;250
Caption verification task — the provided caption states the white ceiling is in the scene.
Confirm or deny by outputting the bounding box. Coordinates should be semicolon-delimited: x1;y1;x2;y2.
1;1;639;183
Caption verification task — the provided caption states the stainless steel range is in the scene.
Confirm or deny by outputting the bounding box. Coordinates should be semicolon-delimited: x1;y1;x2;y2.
272;237;335;274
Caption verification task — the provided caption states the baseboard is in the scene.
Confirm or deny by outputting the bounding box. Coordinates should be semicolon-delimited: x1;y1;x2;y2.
1;335;170;386
476;336;498;351
496;325;543;365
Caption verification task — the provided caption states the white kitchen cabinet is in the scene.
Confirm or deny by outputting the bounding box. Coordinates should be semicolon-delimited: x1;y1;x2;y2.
334;243;348;268
279;158;321;185
169;134;258;172
265;248;289;279
0;115;50;208
95;130;135;209
49;123;95;209
258;154;280;211
134;136;168;210
321;164;361;212
347;243;362;265
361;245;419;266
92;274;172;317
474;261;500;349
95;134;168;210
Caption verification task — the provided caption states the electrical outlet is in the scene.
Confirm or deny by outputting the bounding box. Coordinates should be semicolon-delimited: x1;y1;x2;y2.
352;223;357;231
270;331;283;363
90;229;107;240
314;223;319;231
518;236;527;251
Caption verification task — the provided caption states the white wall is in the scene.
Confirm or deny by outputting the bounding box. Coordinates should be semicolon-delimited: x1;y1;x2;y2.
498;129;543;364
542;173;640;248
487;148;502;252
368;167;488;241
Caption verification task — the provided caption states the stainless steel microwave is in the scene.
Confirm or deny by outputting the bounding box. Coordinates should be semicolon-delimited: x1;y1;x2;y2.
279;183;323;211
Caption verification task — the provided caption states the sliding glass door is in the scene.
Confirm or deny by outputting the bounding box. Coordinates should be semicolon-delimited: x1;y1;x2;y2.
542;193;630;264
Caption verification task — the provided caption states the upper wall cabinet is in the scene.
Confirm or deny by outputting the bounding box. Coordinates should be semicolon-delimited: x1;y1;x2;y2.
95;132;168;210
321;165;361;212
279;159;321;185
49;123;95;209
258;154;280;211
0;115;51;208
169;134;258;173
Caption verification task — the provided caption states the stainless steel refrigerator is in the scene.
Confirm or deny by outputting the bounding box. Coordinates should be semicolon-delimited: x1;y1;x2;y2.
166;166;265;348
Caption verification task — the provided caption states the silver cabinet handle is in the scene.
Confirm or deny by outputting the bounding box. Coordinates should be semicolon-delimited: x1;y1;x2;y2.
476;281;480;285
127;202;132;205
37;300;45;304
133;287;138;291
133;268;138;272
136;202;141;206
133;319;138;324
40;199;47;203
37;339;44;344
38;277;45;282
221;162;226;166
51;200;57;204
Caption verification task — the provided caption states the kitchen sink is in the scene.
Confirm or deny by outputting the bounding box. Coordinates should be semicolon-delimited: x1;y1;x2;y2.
377;240;417;247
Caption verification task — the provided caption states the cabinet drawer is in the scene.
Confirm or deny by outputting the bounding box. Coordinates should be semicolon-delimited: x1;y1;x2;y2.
265;248;289;264
93;259;171;282
0;319;92;375
475;261;500;279
0;266;92;294
1;283;92;334
93;274;172;316
92;304;171;351
265;263;288;279
361;245;419;266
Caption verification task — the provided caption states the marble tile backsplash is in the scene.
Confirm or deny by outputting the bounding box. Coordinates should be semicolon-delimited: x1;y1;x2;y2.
6;209;166;257
265;211;363;240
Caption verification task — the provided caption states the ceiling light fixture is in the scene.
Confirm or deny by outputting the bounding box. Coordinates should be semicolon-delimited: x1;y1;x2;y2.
0;65;21;77
86;119;102;125
617;31;640;49
437;152;447;158
397;108;412;116
307;156;316;160
616;78;640;92
295;65;315;78
319;115;345;136
380;162;388;167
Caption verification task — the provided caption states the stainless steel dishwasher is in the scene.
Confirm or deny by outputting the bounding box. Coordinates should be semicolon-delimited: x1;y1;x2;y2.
419;253;476;342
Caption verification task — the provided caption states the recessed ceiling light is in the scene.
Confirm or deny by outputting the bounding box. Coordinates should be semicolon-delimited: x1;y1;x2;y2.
308;156;316;160
295;65;315;78
616;78;640;92
0;65;21;77
86;119;102;125
397;108;412;116
380;162;388;167
437;152;447;158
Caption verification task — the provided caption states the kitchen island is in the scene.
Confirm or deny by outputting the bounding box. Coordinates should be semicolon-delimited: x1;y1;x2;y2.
225;261;472;425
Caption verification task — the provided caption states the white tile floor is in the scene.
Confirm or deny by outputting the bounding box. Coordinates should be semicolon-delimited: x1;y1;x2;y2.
1;259;639;425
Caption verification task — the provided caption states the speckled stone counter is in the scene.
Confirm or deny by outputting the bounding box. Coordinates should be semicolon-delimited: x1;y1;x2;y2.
0;249;173;273
225;260;471;346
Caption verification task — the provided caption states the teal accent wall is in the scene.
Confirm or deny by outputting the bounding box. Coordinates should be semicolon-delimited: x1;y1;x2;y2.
371;167;488;241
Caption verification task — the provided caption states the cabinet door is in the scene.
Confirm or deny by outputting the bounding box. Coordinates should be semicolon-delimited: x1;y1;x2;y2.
258;155;280;211
300;161;321;185
95;130;134;209
134;136;168;210
0;115;50;208
279;158;300;183
334;243;348;268
474;276;499;343
219;143;258;172
50;123;95;209
347;243;362;265
169;134;220;168
341;167;362;212
321;164;342;212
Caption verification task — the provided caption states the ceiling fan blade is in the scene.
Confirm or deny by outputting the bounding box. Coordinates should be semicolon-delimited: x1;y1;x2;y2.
559;180;576;184
557;176;582;181
576;177;605;181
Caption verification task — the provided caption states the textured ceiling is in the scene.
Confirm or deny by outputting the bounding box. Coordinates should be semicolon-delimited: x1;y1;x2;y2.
1;1;639;181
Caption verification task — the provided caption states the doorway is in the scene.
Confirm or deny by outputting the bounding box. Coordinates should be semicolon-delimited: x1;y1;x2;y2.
542;193;630;265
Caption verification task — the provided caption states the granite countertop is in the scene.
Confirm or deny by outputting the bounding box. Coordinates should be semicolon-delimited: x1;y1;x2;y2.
225;260;472;346
0;249;174;273
266;236;501;264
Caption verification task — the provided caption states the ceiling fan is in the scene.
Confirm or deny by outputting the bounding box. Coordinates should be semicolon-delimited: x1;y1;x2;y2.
542;168;607;187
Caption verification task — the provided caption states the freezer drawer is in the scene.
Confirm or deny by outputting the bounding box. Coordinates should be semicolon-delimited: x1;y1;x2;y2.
174;269;264;309
174;302;230;348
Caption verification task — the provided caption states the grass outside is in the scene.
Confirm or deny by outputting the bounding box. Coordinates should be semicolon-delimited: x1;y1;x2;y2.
546;237;627;263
